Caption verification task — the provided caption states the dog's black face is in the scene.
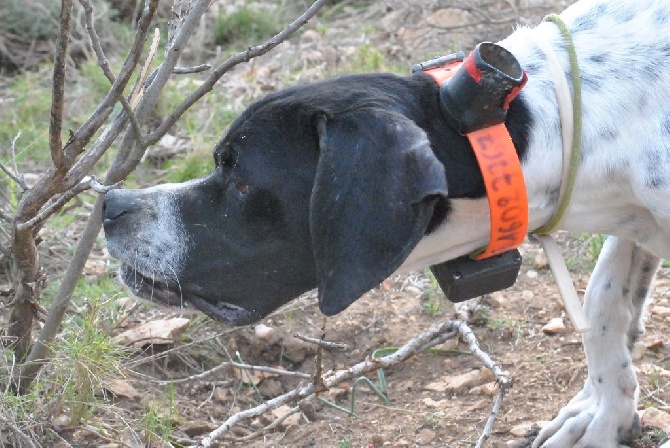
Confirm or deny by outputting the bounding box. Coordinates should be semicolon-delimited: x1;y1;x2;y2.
103;73;530;325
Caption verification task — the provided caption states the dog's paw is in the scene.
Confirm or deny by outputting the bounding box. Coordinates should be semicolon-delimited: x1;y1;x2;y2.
532;378;641;448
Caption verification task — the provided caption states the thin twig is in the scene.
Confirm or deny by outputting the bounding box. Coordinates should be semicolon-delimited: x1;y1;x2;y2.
89;177;122;193
195;320;457;448
0;414;38;448
144;0;329;147
10;131;24;189
455;319;512;447
294;333;350;350
230;406;301;442
129;27;160;109
0;131;27;191
174;64;212;74
62;0;160;169
78;0;143;144
0;161;26;192
153;361;310;386
15;177;100;231
50;0;73;170
0;207;12;223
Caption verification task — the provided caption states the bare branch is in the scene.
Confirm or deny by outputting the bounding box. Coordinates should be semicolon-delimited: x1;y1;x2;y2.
15;177;102;231
0;207;12;223
294;332;350;350
10;131;24;189
144;0;329;148
154;360;310;386
0;161;26;192
89;177;122;193
0;131;27;191
192;313;513;447
50;0;73;170
0;414;37;448
197;320;457;448
174;64;212;75
455;319;512;447
78;0;143;144
128;28;161;108
61;0;160;168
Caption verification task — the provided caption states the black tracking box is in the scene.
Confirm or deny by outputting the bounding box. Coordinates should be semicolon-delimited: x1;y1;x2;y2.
430;250;522;302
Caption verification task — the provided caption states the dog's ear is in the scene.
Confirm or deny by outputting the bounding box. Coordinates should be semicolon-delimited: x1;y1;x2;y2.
311;109;448;315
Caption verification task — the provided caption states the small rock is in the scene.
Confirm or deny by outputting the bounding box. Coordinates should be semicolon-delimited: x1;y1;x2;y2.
300;29;321;43
641;407;670;432
53;414;71;429
470;381;498;396
646;338;664;351
369;435;384;447
416;428;436;445
258;378;283;398
542;317;568;335
632;341;646;361
213;386;228;403
533;252;549;270
271;405;300;428
102;378;140;399
509;422;535;437
183;421;217;437
113;317;190;347
425;368;494;394
521;290;534;301
651;306;670;317
254;323;276;341
488;292;506;308
422;398;448;408
526;270;538;279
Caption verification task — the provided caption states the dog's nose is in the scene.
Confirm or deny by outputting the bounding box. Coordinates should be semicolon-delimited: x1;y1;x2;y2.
102;189;141;229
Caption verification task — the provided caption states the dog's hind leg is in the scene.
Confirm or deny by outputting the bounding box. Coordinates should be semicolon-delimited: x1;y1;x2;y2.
533;236;660;448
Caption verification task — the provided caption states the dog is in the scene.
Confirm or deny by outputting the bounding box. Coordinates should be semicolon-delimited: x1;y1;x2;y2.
102;0;670;445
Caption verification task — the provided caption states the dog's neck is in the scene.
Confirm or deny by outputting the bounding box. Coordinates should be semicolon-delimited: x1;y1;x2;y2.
400;21;670;272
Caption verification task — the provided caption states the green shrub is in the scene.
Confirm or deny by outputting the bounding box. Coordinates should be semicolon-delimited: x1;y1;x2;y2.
214;7;279;46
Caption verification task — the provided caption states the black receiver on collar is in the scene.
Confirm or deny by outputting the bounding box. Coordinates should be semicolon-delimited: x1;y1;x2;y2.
413;43;527;303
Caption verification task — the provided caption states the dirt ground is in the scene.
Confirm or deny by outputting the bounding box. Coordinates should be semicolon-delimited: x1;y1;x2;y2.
4;0;670;447
91;238;670;448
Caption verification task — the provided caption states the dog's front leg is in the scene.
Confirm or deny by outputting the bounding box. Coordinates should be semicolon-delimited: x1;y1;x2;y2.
533;236;659;448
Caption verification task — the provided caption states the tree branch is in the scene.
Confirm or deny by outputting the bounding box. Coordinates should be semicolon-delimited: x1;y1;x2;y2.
78;0;143;144
50;0;73;170
143;0;329;148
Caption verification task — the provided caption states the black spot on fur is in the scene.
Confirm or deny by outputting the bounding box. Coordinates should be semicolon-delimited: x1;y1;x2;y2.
589;53;608;64
603;280;612;290
655;9;670;26
581;74;601;92
646;176;666;189
572;10;598;31
597;376;603;384
635;286;649;300
618;413;642;443
524;62;541;76
621;361;629;369
598;126;618;141
622;286;630;296
662;112;670;137
617;8;635;23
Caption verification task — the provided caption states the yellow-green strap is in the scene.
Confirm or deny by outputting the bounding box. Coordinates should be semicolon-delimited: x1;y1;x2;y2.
534;14;583;235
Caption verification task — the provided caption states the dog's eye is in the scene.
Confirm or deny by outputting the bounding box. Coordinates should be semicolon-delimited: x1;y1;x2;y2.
216;147;237;168
235;180;249;194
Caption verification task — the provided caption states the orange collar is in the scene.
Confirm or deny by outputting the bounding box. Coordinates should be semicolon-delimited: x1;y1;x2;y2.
424;61;529;260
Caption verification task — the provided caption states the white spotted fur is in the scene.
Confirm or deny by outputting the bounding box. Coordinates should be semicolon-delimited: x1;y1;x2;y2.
402;0;670;446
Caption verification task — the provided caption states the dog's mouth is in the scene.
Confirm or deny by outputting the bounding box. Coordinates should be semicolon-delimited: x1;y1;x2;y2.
119;265;259;325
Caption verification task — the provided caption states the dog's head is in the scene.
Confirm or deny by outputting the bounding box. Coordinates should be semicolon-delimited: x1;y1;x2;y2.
103;74;455;325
